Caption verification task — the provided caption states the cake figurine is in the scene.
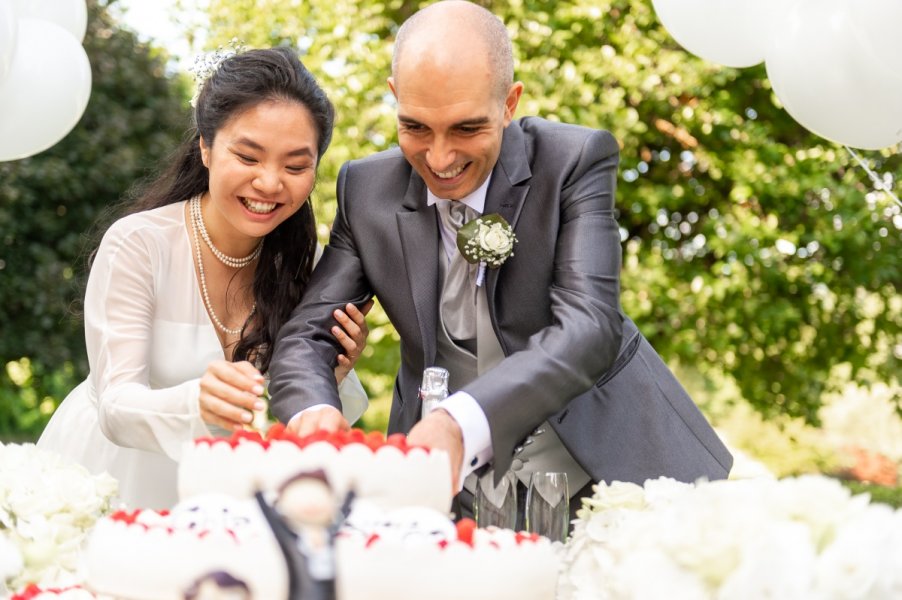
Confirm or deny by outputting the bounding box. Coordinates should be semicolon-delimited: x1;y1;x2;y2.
183;571;251;600
255;469;354;600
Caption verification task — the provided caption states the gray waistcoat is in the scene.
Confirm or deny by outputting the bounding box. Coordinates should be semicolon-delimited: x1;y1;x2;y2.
434;252;589;496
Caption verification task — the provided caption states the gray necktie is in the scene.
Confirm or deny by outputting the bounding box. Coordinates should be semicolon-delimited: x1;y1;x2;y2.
440;202;479;342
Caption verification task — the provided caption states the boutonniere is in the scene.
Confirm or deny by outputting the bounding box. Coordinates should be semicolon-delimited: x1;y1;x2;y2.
456;213;518;286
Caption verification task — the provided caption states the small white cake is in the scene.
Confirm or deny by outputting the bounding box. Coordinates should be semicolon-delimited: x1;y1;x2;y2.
335;504;562;600
177;426;452;513
84;494;286;600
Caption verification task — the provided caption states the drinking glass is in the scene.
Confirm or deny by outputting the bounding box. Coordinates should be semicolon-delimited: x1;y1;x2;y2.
473;471;517;530
526;471;569;543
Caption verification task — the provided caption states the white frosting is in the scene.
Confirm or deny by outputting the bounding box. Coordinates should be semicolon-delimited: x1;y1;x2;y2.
178;439;452;513
86;442;559;600
84;495;286;600
335;505;562;600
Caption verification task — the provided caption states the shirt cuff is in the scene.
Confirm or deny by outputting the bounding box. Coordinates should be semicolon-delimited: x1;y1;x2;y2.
439;391;493;490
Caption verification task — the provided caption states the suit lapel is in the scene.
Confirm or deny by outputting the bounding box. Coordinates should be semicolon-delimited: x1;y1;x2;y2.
483;121;531;309
395;121;532;367
397;173;440;366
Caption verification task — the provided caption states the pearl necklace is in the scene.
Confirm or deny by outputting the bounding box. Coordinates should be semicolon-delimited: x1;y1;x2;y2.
189;196;257;336
190;195;263;268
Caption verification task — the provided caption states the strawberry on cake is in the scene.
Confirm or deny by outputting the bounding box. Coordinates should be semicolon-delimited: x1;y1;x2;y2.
83;494;285;600
335;504;562;600
177;426;452;513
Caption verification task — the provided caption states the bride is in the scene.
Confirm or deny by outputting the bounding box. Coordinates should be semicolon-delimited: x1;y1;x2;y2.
38;47;370;509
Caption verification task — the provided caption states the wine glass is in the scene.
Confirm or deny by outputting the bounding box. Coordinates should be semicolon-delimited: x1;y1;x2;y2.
473;471;517;530
526;471;569;542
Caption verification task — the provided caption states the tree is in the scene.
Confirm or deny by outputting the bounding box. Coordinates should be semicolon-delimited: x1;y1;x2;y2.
0;0;191;439
203;0;900;427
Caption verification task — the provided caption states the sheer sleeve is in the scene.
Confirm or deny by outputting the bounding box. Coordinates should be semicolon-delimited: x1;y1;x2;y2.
85;219;209;461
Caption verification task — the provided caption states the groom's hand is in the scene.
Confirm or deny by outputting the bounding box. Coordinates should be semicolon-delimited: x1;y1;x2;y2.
408;409;464;492
286;405;350;437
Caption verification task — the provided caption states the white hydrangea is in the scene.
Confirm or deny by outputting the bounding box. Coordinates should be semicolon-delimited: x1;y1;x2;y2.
558;475;902;599
0;443;118;591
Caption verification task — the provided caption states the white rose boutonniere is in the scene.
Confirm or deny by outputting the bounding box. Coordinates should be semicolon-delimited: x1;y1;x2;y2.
456;213;517;286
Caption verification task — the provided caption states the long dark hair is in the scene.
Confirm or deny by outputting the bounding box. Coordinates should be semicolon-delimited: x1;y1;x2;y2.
110;47;335;373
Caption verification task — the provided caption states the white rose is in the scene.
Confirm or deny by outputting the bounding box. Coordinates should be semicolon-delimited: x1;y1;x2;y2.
0;533;23;582
614;548;710;600
585;480;647;512
716;520;817;599
813;506;897;599
477;223;512;254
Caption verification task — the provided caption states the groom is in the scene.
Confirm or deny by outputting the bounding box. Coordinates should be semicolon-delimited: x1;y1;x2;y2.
269;0;732;521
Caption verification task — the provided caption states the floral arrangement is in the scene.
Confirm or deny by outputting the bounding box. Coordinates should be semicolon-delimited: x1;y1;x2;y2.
0;443;117;592
1;532;23;596
456;213;517;286
558;476;902;599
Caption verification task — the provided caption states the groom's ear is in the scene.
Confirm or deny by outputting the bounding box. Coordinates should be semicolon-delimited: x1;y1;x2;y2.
387;76;398;100
502;82;524;126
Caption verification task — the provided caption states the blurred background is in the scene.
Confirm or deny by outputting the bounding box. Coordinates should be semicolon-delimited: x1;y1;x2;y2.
1;0;899;503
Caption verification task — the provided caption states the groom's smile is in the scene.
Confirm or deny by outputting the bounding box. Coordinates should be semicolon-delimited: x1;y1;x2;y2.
387;24;521;201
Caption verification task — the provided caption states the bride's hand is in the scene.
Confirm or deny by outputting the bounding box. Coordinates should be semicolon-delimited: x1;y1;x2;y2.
332;300;374;384
198;360;266;430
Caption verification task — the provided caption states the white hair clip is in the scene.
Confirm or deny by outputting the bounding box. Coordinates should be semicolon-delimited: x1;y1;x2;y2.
188;38;248;107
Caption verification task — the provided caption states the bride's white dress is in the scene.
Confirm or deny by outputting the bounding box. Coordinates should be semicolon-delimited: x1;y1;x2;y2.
38;201;367;510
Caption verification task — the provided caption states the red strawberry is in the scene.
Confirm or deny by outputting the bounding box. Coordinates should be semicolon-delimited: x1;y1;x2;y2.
231;429;264;446
456;518;477;546
266;422;286;440
110;509;142;524
364;430;385;451
514;532;541;545
386;433;408;452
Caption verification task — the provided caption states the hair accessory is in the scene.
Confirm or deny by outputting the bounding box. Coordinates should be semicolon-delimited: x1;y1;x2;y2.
188;38;248;107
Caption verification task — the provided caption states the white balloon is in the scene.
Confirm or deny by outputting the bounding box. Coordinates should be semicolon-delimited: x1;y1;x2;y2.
13;0;86;42
0;18;92;161
651;0;782;68
0;0;15;84
845;0;902;76
765;0;902;150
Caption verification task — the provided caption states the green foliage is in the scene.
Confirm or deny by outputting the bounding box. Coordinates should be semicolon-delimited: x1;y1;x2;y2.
0;0;190;440
841;481;902;510
4;0;899;438
203;0;900;430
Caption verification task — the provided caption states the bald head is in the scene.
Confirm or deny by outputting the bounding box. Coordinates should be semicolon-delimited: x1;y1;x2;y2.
392;1;514;101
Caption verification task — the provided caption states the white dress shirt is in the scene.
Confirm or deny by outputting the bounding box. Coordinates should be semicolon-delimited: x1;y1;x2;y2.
427;178;494;489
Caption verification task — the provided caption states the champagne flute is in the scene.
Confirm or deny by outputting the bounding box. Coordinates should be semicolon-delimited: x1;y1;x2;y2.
474;471;517;530
526;471;569;543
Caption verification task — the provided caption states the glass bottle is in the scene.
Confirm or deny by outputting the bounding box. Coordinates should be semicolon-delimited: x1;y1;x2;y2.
419;366;449;419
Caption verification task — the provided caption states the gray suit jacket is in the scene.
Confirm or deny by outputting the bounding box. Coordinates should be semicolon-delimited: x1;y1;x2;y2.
269;117;732;485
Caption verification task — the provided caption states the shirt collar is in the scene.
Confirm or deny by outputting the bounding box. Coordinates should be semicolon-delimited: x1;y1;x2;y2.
426;175;491;214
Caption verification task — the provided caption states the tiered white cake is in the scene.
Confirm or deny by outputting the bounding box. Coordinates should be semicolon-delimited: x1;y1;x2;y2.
83;427;563;600
178;425;452;514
